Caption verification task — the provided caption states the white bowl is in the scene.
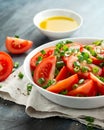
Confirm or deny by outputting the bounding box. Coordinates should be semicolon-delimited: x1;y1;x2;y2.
33;9;83;39
24;37;104;109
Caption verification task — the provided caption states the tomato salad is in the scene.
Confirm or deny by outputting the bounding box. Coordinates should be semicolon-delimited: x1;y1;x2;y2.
30;40;104;97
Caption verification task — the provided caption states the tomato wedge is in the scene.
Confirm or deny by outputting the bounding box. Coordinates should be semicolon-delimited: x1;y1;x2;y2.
89;73;104;95
30;46;55;71
0;51;13;81
55;66;70;81
47;74;78;93
5;36;33;54
68;79;97;97
33;56;56;87
66;55;78;74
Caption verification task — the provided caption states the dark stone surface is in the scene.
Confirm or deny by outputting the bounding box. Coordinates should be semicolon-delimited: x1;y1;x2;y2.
0;0;104;129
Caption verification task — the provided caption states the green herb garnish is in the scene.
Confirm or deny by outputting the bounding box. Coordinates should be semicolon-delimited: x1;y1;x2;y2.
64;40;73;44
85;116;95;130
78;79;85;84
60;90;68;95
81;66;89;73
40;49;46;55
73;61;80;68
92;67;99;74
74;67;80;72
15;35;19;38
43;79;55;89
18;72;24;79
38;78;45;85
14;62;19;68
36;56;43;65
92;40;104;46
27;83;33;95
72;84;78;89
97;76;104;82
56;61;65;68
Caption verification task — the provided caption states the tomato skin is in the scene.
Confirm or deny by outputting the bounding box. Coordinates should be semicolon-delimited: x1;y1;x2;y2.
68;79;97;97
5;37;33;54
0;51;13;81
89;73;104;95
30;47;55;71
33;56;56;87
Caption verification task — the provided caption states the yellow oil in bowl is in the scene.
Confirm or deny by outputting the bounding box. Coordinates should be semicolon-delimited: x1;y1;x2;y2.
39;16;79;32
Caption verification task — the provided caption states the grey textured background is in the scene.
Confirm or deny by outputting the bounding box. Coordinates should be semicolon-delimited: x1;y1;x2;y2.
0;0;104;129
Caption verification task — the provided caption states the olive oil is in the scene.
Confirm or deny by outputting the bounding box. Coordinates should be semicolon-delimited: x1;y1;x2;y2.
39;16;78;32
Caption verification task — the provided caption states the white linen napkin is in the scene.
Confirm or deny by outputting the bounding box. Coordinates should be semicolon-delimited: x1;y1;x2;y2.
0;65;104;129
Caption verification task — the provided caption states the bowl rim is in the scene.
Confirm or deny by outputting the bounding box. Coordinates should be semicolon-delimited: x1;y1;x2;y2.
24;37;104;100
33;8;83;34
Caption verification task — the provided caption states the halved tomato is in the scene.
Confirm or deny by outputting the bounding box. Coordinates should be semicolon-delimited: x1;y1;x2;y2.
5;36;33;54
33;56;56;87
68;79;97;97
30;46;55;71
0;51;13;81
89;73;104;95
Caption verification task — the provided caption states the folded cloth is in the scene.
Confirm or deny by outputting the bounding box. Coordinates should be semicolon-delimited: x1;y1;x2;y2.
0;65;104;129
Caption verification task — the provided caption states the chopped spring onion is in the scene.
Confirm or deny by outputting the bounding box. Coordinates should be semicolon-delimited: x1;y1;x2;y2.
56;61;65;68
97;76;104;82
72;84;78;89
14;62;19;68
36;56;43;65
18;72;24;79
38;78;45;85
27;83;33;95
40;49;46;55
81;66;89;73
78;79;85;84
92;40;103;46
60;90;68;95
15;35;19;38
92;67;99;74
43;79;55;89
73;61;80;68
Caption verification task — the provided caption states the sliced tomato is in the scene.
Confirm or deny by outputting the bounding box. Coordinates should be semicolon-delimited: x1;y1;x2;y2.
5;36;33;54
66;55;78;74
91;56;103;65
33;56;56;87
55;66;70;81
47;74;78;93
30;46;55;71
68;79;97;97
0;51;13;81
62;43;83;64
66;42;83;51
89;73;104;95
